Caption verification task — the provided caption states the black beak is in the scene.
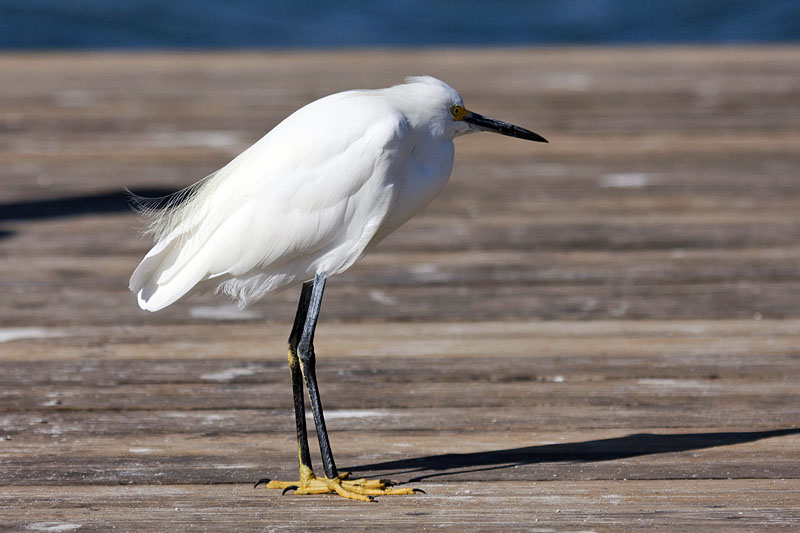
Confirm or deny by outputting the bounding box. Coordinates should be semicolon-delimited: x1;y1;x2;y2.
463;112;548;143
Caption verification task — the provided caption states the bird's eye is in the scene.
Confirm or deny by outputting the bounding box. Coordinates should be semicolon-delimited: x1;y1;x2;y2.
451;105;465;120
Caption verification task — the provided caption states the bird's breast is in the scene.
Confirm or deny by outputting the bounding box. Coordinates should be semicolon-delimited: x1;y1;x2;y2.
371;140;455;245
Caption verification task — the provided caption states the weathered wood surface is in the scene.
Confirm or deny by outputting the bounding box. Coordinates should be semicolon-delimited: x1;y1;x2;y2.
1;47;799;531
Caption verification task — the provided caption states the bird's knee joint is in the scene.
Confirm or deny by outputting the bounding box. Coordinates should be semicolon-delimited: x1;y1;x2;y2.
297;341;314;363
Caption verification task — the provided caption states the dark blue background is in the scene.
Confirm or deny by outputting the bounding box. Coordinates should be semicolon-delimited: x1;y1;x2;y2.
1;0;798;49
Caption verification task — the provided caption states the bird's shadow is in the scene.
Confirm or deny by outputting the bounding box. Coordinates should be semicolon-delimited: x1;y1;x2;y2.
0;188;177;222
346;428;799;482
0;188;177;240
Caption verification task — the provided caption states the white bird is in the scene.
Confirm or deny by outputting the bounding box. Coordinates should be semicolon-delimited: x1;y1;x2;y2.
130;76;547;501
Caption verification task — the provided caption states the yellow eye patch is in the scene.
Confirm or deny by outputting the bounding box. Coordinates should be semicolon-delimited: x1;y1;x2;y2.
451;105;468;121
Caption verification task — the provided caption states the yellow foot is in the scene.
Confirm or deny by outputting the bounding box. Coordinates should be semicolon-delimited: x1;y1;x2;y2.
255;471;420;502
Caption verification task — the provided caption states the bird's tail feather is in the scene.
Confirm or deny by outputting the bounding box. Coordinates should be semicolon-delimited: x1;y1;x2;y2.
129;231;211;312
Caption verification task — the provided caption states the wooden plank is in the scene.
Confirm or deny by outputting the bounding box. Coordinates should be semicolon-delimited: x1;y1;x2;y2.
4;377;799;412
4;280;800;326
3;429;800;485
3;319;800;361
4;407;800;440
2;481;799;531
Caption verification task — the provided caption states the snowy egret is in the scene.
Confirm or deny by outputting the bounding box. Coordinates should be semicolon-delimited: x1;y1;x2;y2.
130;76;547;501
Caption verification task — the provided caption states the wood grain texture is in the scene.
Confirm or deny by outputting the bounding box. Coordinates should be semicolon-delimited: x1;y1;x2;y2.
1;47;799;531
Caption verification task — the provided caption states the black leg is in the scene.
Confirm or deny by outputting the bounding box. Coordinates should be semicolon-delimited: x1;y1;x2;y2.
288;281;314;475
259;273;418;500
297;273;339;480
254;281;315;490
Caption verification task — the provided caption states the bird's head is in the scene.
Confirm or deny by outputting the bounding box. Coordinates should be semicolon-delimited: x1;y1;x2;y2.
397;76;547;143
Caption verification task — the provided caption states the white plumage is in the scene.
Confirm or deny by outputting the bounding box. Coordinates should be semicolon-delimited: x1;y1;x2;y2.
130;76;545;311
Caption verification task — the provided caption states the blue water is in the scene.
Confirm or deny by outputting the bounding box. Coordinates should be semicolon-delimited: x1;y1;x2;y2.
1;0;799;49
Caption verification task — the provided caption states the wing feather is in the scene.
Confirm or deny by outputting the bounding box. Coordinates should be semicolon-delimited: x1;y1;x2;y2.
130;93;411;311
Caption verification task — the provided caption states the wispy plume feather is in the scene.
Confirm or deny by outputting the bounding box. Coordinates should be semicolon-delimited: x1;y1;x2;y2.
126;172;217;239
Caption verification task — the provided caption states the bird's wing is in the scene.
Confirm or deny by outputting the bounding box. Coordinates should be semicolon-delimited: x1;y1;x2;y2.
130;94;411;311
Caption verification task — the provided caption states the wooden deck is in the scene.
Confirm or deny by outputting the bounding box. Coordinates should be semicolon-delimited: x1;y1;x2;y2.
1;47;799;531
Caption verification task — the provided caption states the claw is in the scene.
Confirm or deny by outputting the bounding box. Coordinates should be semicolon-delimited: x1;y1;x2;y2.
253;478;271;489
413;488;426;494
282;485;299;495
